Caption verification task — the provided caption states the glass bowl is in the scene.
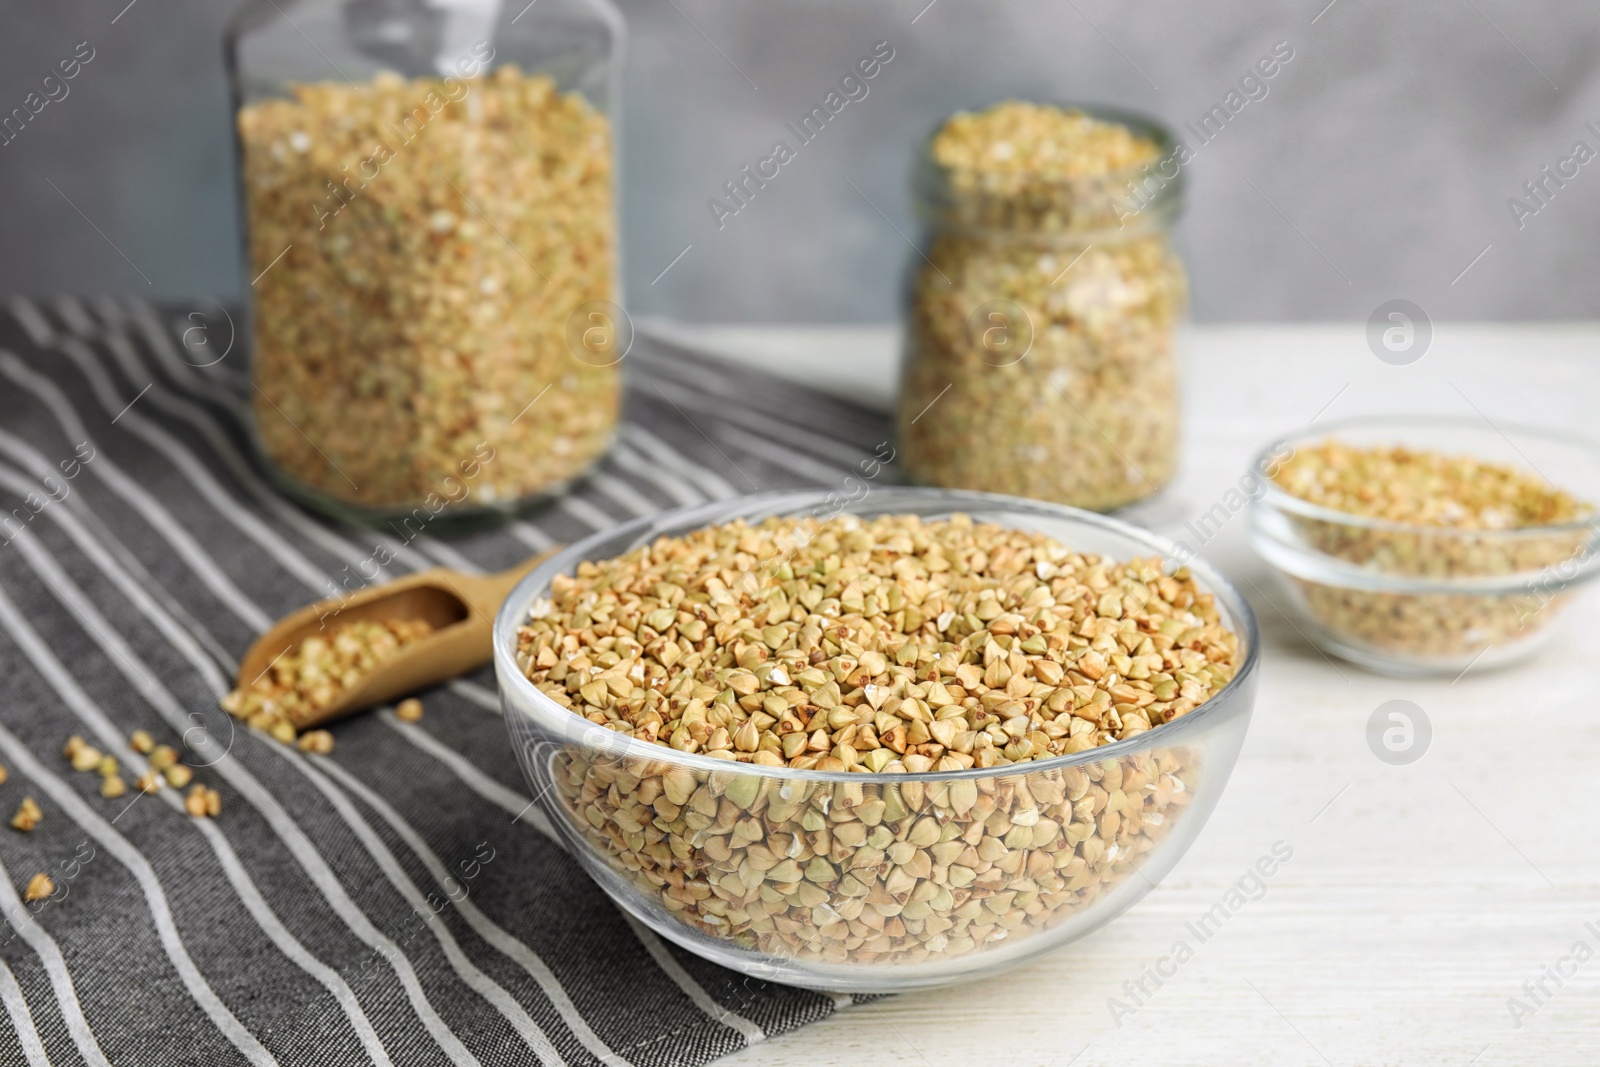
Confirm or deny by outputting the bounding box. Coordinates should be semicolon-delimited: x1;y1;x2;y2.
1249;415;1600;677
494;488;1259;992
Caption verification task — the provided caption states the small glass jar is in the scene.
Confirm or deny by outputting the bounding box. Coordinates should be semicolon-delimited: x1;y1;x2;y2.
226;0;625;519
897;104;1187;512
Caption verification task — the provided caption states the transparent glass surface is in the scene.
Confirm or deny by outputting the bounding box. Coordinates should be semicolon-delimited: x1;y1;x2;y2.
897;105;1187;513
495;488;1259;991
226;0;624;520
1250;415;1600;676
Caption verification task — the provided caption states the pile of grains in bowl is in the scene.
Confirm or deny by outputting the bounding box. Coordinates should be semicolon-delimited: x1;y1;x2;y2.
1269;440;1595;659
516;514;1240;772
1272;441;1588;531
898;102;1187;512
513;514;1244;966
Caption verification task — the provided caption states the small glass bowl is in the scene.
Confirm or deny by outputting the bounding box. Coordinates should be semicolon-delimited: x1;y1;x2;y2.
494;487;1259;991
1249;415;1600;677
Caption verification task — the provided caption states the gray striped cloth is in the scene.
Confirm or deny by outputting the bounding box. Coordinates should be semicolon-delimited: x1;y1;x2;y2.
0;297;894;1067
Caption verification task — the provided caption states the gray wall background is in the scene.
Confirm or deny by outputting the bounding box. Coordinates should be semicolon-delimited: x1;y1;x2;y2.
3;0;1598;322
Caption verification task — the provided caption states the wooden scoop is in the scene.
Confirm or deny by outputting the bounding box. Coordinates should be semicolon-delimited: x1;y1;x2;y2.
236;549;559;729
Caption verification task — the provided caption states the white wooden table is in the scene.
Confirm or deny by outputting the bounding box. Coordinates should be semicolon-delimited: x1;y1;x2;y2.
643;320;1600;1067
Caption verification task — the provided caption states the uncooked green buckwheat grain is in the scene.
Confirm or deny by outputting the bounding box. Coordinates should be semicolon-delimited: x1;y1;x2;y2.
899;103;1185;512
517;514;1238;768
1273;440;1587;535
10;797;40;833
240;67;617;510
1273;440;1594;659
222;617;434;737
517;513;1240;965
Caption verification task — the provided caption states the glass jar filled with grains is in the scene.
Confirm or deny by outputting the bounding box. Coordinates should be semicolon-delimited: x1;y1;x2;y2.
226;0;624;518
898;103;1187;512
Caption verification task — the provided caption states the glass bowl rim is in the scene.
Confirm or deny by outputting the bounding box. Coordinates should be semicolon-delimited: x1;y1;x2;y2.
493;487;1259;786
1251;413;1600;540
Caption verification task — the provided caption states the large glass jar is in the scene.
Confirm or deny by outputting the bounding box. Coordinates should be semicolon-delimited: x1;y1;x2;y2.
226;0;624;519
897;103;1186;513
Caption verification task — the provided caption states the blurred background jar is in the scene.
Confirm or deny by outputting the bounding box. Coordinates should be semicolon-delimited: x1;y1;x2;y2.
226;0;624;519
897;102;1187;513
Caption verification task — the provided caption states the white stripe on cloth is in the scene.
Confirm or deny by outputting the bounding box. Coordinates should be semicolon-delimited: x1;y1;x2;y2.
630;344;882;444
86;296;129;330
0;865;111;1067
717;424;862;484
310;754;633;1067
0;438;242;662
93;331;398;583
509;520;559;553
586;470;662;518
0;355;271;633
6;298;54;348
52;296;98;338
447;680;504;714
49;335;335;592
0;545;398;1065
558;494;622;534
379;712;556;839
198;819;397;1066
0;721;279;1066
639;373;867;468
97;322;440;580
122;298;252;392
373;715;776;1049
406;535;487;575
98;298;492;588
275;752;574;1067
619;913;765;1047
402;539;488;577
0;468;485;1067
620;426;740;500
0;957;51;1067
608;442;707;508
0;460;236;699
